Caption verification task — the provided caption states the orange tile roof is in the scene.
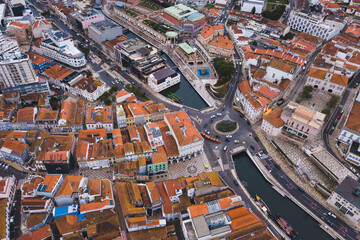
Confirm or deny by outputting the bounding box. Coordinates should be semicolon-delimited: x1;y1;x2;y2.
15;107;36;123
165;111;203;147
36;108;58;121
210;36;234;50
345;101;360;133
59;100;85;126
116;89;132;99
43;64;72;81
155;182;173;215
55;175;83;198
115;182;145;216
188;203;209;218
331;73;348;86
308;68;327;80
268;58;296;73
33;19;51;29
146;182;161;203
257;86;279;100
199;24;223;39
226;206;250;219
44;151;68;163
1;139;27;154
41;174;62;193
198;172;223;186
17;225;52;240
9;21;29;29
80;199;112;213
27;52;53;65
229;211;260;231
163;179;181;197
238;80;251;96
264;108;284;128
78;128;106;140
217;195;242;209
85;106;112;124
151;152;167;164
22;176;44;196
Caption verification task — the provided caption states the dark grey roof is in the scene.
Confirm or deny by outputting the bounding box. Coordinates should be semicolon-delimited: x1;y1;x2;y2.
137;47;151;56
334;176;360;210
350;141;360;156
153;68;176;81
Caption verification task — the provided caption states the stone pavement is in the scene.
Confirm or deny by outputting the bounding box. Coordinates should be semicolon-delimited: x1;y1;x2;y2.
273;137;336;190
300;89;332;112
78;167;114;180
166;152;212;179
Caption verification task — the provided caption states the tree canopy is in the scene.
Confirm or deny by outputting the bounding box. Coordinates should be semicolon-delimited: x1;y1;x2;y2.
213;57;235;86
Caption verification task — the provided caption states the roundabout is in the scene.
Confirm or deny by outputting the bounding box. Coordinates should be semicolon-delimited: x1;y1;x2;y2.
212;113;239;135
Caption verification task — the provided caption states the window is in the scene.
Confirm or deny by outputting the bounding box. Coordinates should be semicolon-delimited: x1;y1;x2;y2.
335;201;341;208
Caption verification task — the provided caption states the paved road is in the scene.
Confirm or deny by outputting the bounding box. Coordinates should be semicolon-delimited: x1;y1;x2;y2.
25;1;360;238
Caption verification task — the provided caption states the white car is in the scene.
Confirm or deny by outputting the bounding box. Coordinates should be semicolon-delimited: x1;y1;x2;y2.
217;113;222;117
210;115;216;119
328;212;337;218
223;146;228;151
226;135;232;138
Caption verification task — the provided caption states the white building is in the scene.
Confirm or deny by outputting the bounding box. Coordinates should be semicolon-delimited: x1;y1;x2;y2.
144;122;164;149
88;20;123;45
261;108;284;136
263;58;296;83
37;29;86;68
164;111;203;159
32;17;52;39
0;30;19;56
305;68;348;96
240;0;265;14
0;175;16;240
116;90;134;103
327;176;360;224
287;10;342;40
235;80;270;120
148;68;180;93
0;52;38;89
338;94;360;166
116;104;126;128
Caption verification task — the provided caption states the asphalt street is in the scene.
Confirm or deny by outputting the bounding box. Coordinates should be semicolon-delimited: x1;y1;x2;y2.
24;1;360;239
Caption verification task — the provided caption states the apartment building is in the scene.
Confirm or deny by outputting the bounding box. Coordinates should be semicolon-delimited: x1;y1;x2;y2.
36;29;86;68
32;18;52;39
7;21;30;44
287;10;342;40
327;176;360;224
35;108;60;132
197;25;224;45
209;36;234;58
261;108;284;136
12;106;38;130
0;176;16;240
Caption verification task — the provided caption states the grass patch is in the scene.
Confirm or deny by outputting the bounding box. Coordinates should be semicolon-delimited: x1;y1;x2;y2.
216;120;237;133
125;9;138;17
143;19;169;34
262;4;286;20
205;4;215;8
268;0;289;4
126;84;149;100
212;83;229;98
138;0;162;10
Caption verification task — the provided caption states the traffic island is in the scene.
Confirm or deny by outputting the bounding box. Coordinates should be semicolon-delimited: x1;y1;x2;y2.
214;118;239;135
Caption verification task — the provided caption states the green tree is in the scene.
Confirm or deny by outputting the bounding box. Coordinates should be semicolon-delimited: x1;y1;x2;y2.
326;95;339;109
213;58;235;86
110;86;119;94
104;99;112;106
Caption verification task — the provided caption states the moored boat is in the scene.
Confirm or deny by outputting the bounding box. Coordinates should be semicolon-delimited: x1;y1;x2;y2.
255;195;272;215
275;214;297;237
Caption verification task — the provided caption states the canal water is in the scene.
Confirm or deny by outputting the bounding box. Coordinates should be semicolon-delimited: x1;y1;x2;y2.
100;9;209;109
234;152;333;240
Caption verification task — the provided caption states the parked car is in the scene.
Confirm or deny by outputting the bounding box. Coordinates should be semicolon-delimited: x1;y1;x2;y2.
233;180;239;186
217;113;222;117
350;167;356;173
250;145;255;151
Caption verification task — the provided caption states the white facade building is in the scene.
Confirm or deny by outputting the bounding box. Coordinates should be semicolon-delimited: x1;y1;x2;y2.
287;10;342;40
240;0;265;14
148;68;180;93
327;176;360;224
37;29;86;68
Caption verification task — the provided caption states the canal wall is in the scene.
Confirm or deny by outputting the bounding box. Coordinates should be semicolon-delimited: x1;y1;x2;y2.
233;149;347;240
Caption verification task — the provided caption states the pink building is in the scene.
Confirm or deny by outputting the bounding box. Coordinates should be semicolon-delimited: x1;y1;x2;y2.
70;10;105;31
